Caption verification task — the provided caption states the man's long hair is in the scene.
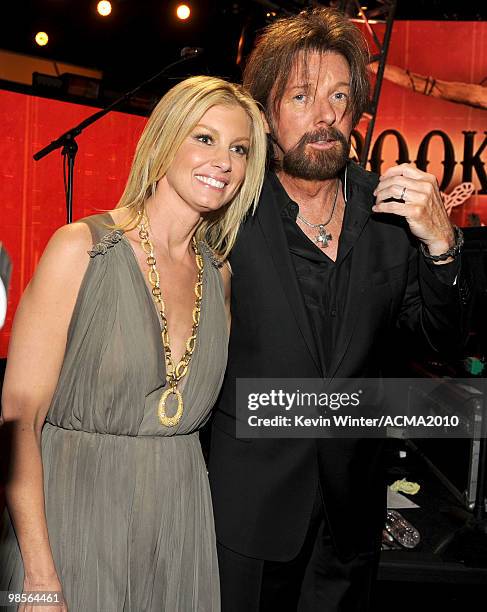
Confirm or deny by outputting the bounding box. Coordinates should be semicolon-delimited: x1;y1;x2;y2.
243;7;370;128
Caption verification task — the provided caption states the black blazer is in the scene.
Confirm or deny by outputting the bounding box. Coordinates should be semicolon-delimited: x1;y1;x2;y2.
208;162;471;562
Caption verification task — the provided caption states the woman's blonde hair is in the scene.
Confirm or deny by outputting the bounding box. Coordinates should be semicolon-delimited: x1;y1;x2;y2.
116;75;267;259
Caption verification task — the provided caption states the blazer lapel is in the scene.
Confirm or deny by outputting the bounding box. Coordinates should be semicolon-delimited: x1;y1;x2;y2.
328;177;375;379
256;177;322;375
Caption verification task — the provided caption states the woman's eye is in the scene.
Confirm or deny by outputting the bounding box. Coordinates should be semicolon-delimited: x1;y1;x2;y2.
231;145;248;156
195;134;213;144
334;92;348;102
293;94;306;102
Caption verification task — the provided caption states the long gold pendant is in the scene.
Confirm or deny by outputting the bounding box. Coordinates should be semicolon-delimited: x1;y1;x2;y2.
138;213;203;429
158;386;184;427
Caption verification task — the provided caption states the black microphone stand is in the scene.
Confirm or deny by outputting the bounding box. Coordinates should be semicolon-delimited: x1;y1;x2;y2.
33;49;203;224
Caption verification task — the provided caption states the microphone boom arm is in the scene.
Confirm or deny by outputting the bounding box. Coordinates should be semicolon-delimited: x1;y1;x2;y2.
33;51;204;223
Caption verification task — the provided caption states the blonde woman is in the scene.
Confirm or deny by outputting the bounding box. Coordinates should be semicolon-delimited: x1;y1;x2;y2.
0;76;266;611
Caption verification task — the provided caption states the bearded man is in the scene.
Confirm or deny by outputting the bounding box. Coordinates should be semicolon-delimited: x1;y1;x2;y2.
208;8;470;611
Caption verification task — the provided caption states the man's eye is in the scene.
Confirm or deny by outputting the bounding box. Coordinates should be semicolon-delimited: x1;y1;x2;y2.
231;145;249;156
195;134;213;144
293;94;306;102
334;92;348;101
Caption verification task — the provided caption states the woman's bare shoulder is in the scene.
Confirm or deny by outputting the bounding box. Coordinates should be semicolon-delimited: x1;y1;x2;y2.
27;222;94;296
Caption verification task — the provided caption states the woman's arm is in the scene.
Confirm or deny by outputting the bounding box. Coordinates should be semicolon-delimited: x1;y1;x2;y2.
220;262;231;332
1;222;92;593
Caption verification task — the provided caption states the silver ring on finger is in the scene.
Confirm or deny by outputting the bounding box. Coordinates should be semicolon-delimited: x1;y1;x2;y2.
400;186;407;201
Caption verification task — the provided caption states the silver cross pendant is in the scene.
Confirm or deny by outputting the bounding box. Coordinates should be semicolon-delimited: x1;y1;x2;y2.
316;225;332;248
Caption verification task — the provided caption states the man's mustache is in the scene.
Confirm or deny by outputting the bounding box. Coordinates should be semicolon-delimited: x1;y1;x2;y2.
298;127;347;147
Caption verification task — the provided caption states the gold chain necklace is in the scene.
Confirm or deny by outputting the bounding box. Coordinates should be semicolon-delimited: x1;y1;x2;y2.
138;214;204;427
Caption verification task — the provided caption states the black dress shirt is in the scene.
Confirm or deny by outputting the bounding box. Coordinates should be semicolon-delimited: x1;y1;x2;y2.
269;169;460;376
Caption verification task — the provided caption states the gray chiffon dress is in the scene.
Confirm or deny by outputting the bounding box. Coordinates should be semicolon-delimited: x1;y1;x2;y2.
0;213;228;611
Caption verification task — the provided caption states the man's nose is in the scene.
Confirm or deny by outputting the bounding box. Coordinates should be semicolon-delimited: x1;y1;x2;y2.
313;96;336;126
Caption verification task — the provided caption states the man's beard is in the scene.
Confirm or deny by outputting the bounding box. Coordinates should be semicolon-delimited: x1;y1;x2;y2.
281;127;350;180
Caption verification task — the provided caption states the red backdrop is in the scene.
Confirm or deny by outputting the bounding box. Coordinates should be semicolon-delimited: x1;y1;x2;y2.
1;20;486;357
0;95;146;356
357;19;487;227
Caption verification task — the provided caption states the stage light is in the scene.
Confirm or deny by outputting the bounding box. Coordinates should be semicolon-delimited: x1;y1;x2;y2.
176;4;191;20
97;1;112;17
35;32;49;47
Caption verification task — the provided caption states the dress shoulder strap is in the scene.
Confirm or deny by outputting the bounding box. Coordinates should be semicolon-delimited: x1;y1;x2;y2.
77;213;124;258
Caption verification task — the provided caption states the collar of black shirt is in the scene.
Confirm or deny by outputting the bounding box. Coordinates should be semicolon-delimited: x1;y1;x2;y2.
270;160;379;264
268;163;350;219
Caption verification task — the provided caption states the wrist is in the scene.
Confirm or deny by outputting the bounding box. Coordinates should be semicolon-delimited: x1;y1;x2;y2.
23;570;60;589
420;226;463;264
424;240;454;265
423;229;455;256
